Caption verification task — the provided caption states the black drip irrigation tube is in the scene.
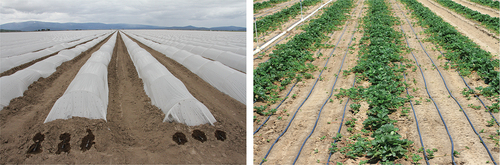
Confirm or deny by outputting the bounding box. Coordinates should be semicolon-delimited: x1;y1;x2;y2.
394;6;457;165
402;65;430;165
395;11;431;165
258;2;362;164
293;0;364;163
396;2;497;164
254;0;363;135
416;29;499;126
254;21;338;134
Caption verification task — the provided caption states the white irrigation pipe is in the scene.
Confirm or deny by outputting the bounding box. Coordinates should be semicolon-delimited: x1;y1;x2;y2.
253;0;333;55
44;32;117;123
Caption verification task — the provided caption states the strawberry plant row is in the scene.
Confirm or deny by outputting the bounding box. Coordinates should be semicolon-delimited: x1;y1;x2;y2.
254;0;292;13
334;0;413;163
253;0;354;105
435;0;500;33
470;0;500;10
400;0;499;98
253;0;322;36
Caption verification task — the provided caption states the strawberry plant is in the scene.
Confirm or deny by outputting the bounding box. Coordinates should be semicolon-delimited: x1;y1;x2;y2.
254;0;354;103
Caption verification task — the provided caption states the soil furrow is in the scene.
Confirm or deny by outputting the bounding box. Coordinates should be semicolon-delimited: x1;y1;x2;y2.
415;0;499;55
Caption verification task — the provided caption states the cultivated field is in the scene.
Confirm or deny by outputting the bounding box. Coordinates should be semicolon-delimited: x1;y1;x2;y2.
0;30;245;164
253;0;499;164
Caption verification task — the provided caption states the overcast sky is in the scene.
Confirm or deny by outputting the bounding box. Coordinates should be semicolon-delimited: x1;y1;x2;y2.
0;0;246;27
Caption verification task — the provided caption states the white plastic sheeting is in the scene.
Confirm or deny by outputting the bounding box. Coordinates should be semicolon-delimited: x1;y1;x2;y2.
44;33;117;123
1;30;111;58
123;31;245;105
126;33;246;73
0;32;109;73
121;32;216;126
123;30;245;56
0;32;112;109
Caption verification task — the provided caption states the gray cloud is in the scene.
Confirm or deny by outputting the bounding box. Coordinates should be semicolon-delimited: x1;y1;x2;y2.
0;0;246;27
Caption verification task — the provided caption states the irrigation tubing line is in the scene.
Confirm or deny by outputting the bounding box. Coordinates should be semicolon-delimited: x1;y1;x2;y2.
293;0;364;163
253;30;336;134
253;81;297;134
416;29;499;126
452;64;500;126
396;2;497;164
395;10;430;164
254;0;362;135
258;2;361;164
397;13;457;165
401;63;430;165
254;22;337;134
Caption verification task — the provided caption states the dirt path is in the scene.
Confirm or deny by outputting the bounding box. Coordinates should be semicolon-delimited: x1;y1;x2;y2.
415;0;499;55
451;0;500;16
394;0;500;164
0;32;245;164
253;0;366;163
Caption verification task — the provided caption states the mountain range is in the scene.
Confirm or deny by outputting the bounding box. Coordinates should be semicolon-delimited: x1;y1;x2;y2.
0;21;246;31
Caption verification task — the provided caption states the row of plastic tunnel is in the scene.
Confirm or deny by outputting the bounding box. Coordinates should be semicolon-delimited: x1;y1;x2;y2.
1;30;245;126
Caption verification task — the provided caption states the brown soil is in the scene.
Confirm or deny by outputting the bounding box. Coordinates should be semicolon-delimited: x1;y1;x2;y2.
0;32;245;164
416;0;500;55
